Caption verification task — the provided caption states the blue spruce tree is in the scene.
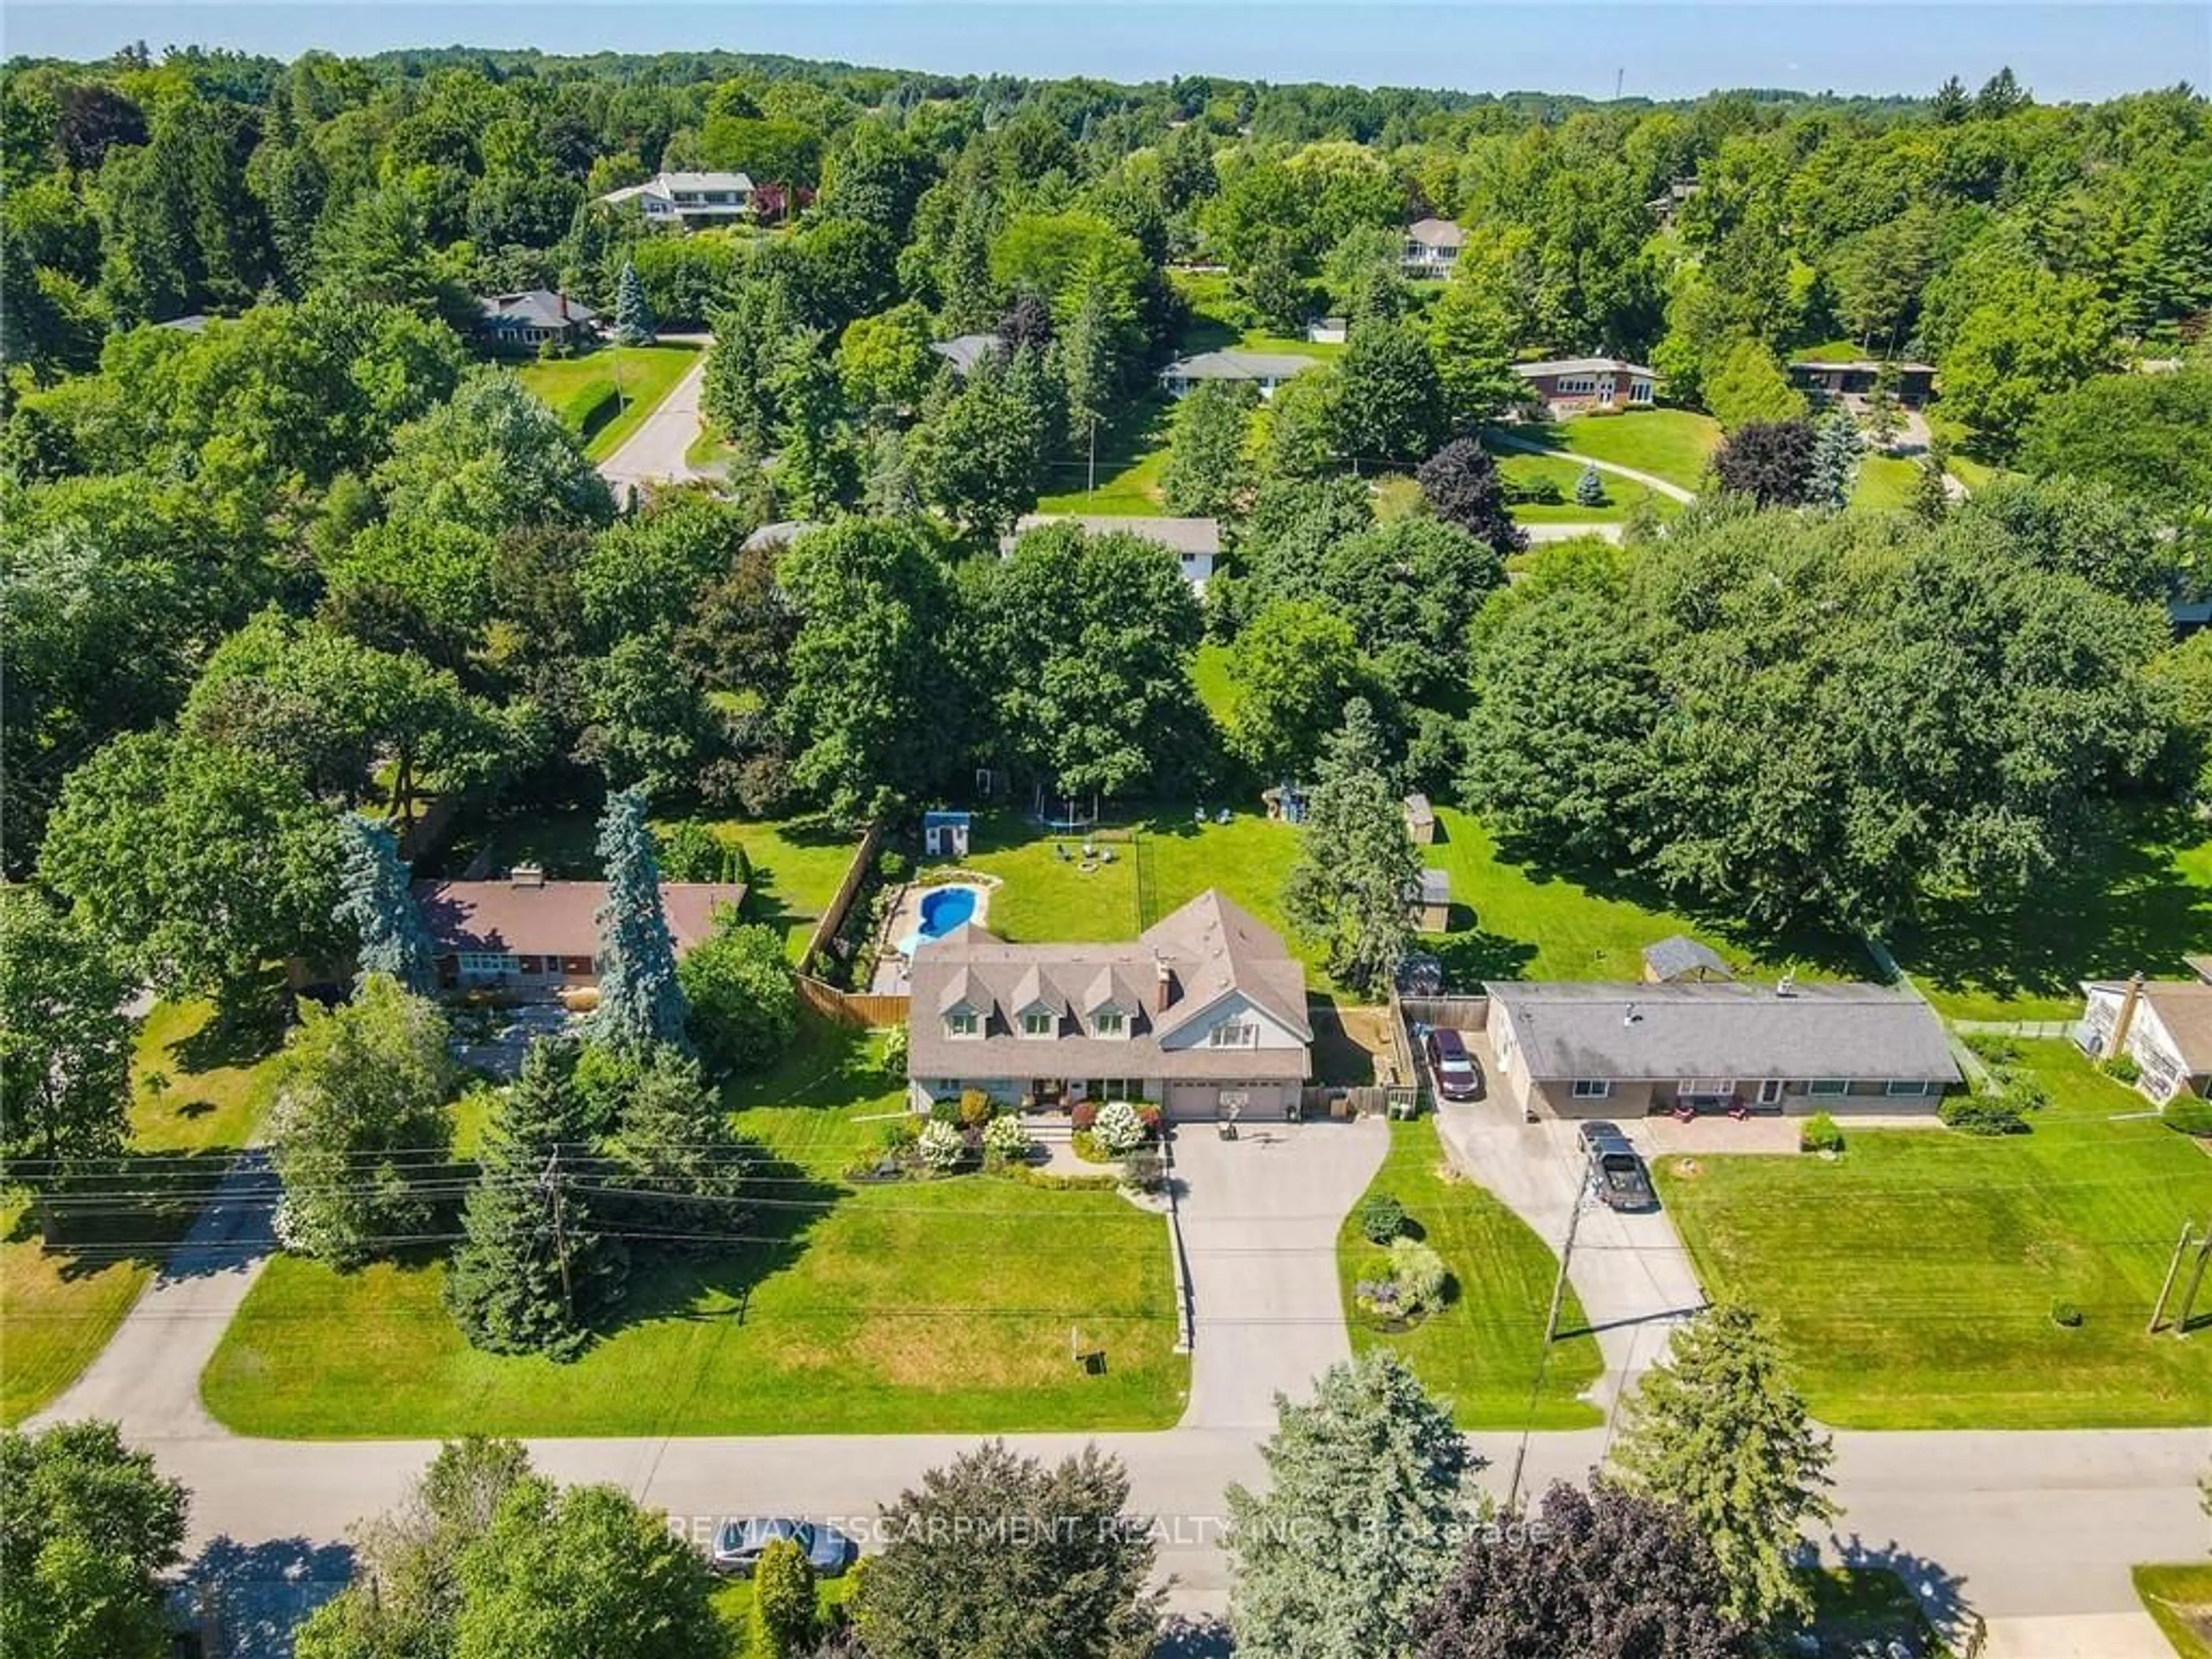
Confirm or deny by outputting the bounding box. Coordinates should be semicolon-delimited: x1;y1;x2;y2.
612;258;657;346
335;812;435;996
590;788;691;1051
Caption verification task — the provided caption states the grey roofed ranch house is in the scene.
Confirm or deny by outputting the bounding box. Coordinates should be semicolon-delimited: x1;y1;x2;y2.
1483;979;1960;1120
1402;217;1467;276
2077;969;2212;1105
1157;350;1320;400
596;170;755;228
1787;357;1938;410
411;866;744;997
1010;513;1221;590
930;332;1006;375
905;889;1312;1122
1513;357;1657;418
476;289;597;351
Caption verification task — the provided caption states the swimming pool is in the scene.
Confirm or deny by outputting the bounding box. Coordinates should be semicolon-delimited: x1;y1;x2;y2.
896;883;984;957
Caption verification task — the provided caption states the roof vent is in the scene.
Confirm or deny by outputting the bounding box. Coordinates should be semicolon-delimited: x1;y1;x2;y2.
510;862;546;889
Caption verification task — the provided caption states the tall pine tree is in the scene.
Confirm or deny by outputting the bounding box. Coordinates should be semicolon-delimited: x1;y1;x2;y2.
445;1040;627;1359
589;789;691;1052
335;812;436;996
611;257;657;346
1282;699;1419;997
1806;411;1864;511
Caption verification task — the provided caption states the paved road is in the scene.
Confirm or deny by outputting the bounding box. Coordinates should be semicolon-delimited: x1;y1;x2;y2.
1171;1117;1389;1429
1485;430;1699;503
597;336;711;497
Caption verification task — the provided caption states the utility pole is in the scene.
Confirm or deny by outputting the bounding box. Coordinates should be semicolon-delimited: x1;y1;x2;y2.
2148;1220;2196;1333
546;1146;575;1325
2171;1223;2212;1339
1508;1178;1587;1511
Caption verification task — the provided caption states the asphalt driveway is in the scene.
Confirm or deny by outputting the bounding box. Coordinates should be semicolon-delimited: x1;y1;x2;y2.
1169;1116;1389;1429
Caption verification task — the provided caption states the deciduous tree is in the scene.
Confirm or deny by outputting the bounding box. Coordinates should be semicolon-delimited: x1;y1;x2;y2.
0;889;132;1169
1160;380;1256;519
1416;438;1528;554
677;915;798;1076
1221;600;1366;782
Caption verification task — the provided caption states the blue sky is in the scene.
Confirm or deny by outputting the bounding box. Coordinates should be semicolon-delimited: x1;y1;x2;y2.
7;3;2206;103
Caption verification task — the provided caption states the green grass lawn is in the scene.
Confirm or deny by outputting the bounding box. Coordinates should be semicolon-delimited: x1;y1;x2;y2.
514;343;700;461
1191;642;1236;726
1338;1119;1601;1429
203;1023;1188;1437
1499;453;1672;524
1657;1040;2212;1429
1889;815;2212;1022
713;1571;859;1658
1034;393;1177;516
2135;1562;2212;1659
1495;408;1721;494
2;995;288;1424
1851;452;1921;513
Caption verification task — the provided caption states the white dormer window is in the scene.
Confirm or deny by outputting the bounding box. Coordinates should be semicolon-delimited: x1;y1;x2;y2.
944;1010;978;1039
1093;1010;1125;1038
1207;1017;1258;1050
1021;1010;1055;1038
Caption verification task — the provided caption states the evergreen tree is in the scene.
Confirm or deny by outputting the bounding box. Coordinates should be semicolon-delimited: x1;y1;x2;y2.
770;328;861;517
1283;698;1419;999
335;812;436;996
599;1044;754;1253
1227;1352;1467;1659
1574;463;1608;508
752;1538;817;1659
611;257;656;346
589;789;691;1054
1611;1303;1838;1632
1806;411;1863;511
1910;436;1953;525
445;1040;627;1359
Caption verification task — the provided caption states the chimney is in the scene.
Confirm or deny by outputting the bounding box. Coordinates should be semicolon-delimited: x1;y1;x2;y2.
1154;959;1175;1014
510;862;546;889
2107;971;2145;1059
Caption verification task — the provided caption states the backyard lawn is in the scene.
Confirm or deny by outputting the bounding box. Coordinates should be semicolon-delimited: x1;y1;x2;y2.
1495;408;1720;494
1850;452;1921;513
1499;453;1672;524
1035;393;1177;516
513;342;700;461
1889;815;2212;1022
2135;1563;2212;1659
1657;1041;2212;1429
202;1023;1188;1437
1338;1118;1601;1429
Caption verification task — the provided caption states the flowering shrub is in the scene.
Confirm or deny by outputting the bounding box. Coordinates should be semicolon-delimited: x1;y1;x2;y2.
1069;1101;1099;1131
1133;1103;1162;1136
918;1119;966;1171
1388;1238;1448;1313
1094;1100;1146;1156
982;1113;1031;1158
957;1089;993;1128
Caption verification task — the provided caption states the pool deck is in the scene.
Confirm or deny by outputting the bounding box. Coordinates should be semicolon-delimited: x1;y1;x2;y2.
870;879;994;994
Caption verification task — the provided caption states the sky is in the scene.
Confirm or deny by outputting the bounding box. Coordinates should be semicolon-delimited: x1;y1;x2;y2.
6;1;2207;103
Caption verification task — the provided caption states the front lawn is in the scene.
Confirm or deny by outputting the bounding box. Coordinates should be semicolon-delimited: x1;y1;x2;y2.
2135;1562;2212;1659
1336;1118;1601;1429
0;1199;151;1425
202;1025;1188;1437
1497;408;1720;494
1657;1041;2212;1429
1850;453;1921;513
1889;815;2212;1022
1499;453;1672;523
513;343;700;461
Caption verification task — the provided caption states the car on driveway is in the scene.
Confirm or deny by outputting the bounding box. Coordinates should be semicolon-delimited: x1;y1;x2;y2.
710;1517;854;1578
1576;1120;1657;1211
1424;1028;1483;1101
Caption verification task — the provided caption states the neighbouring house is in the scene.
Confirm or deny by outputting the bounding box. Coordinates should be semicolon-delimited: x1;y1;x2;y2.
2172;596;2212;638
1306;315;1349;344
1513;358;1657;418
1158;350;1320;400
923;810;972;858
1408;869;1452;934
1788;358;1937;410
1403;794;1436;844
477;289;598;353
412;866;745;996
1646;179;1702;226
597;170;755;228
2077;969;2212;1104
1483;979;1960;1120
1641;934;1733;985
1402;218;1466;278
930;333;1006;376
1010;514;1221;590
904;889;1312;1121
154;312;213;334
741;520;818;555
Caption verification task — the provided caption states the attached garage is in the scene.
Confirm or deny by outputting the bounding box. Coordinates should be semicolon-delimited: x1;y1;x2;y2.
1164;1079;1301;1122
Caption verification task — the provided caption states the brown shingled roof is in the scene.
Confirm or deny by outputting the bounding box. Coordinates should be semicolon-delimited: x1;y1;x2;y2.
412;878;745;959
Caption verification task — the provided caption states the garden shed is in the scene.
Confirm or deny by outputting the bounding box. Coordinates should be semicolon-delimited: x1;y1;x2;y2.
923;810;972;858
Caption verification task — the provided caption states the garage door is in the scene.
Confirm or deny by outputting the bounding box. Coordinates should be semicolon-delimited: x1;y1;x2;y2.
1164;1080;1293;1122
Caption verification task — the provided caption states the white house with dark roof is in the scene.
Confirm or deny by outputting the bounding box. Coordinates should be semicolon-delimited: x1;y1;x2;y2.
930;332;1006;376
2078;969;2212;1104
1158;350;1320;400
1483;980;1959;1120
1010;514;1221;590
1403;218;1467;277
904;889;1312;1120
597;171;754;228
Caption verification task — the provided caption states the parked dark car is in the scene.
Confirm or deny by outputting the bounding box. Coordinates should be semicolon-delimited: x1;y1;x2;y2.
1577;1120;1657;1211
1424;1028;1483;1101
710;1517;854;1578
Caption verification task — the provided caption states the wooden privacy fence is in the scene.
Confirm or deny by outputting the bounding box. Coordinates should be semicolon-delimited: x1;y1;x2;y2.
796;974;910;1028
799;820;885;976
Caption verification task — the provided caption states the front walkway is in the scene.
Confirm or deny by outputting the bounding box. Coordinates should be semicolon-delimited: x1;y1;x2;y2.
1484;430;1699;503
1169;1116;1388;1429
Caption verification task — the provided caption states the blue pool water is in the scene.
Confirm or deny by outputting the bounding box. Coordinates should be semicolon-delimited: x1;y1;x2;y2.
917;885;978;939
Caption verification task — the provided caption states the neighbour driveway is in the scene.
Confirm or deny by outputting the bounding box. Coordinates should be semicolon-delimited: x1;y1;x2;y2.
1169;1116;1389;1429
1483;430;1698;503
597;338;710;497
